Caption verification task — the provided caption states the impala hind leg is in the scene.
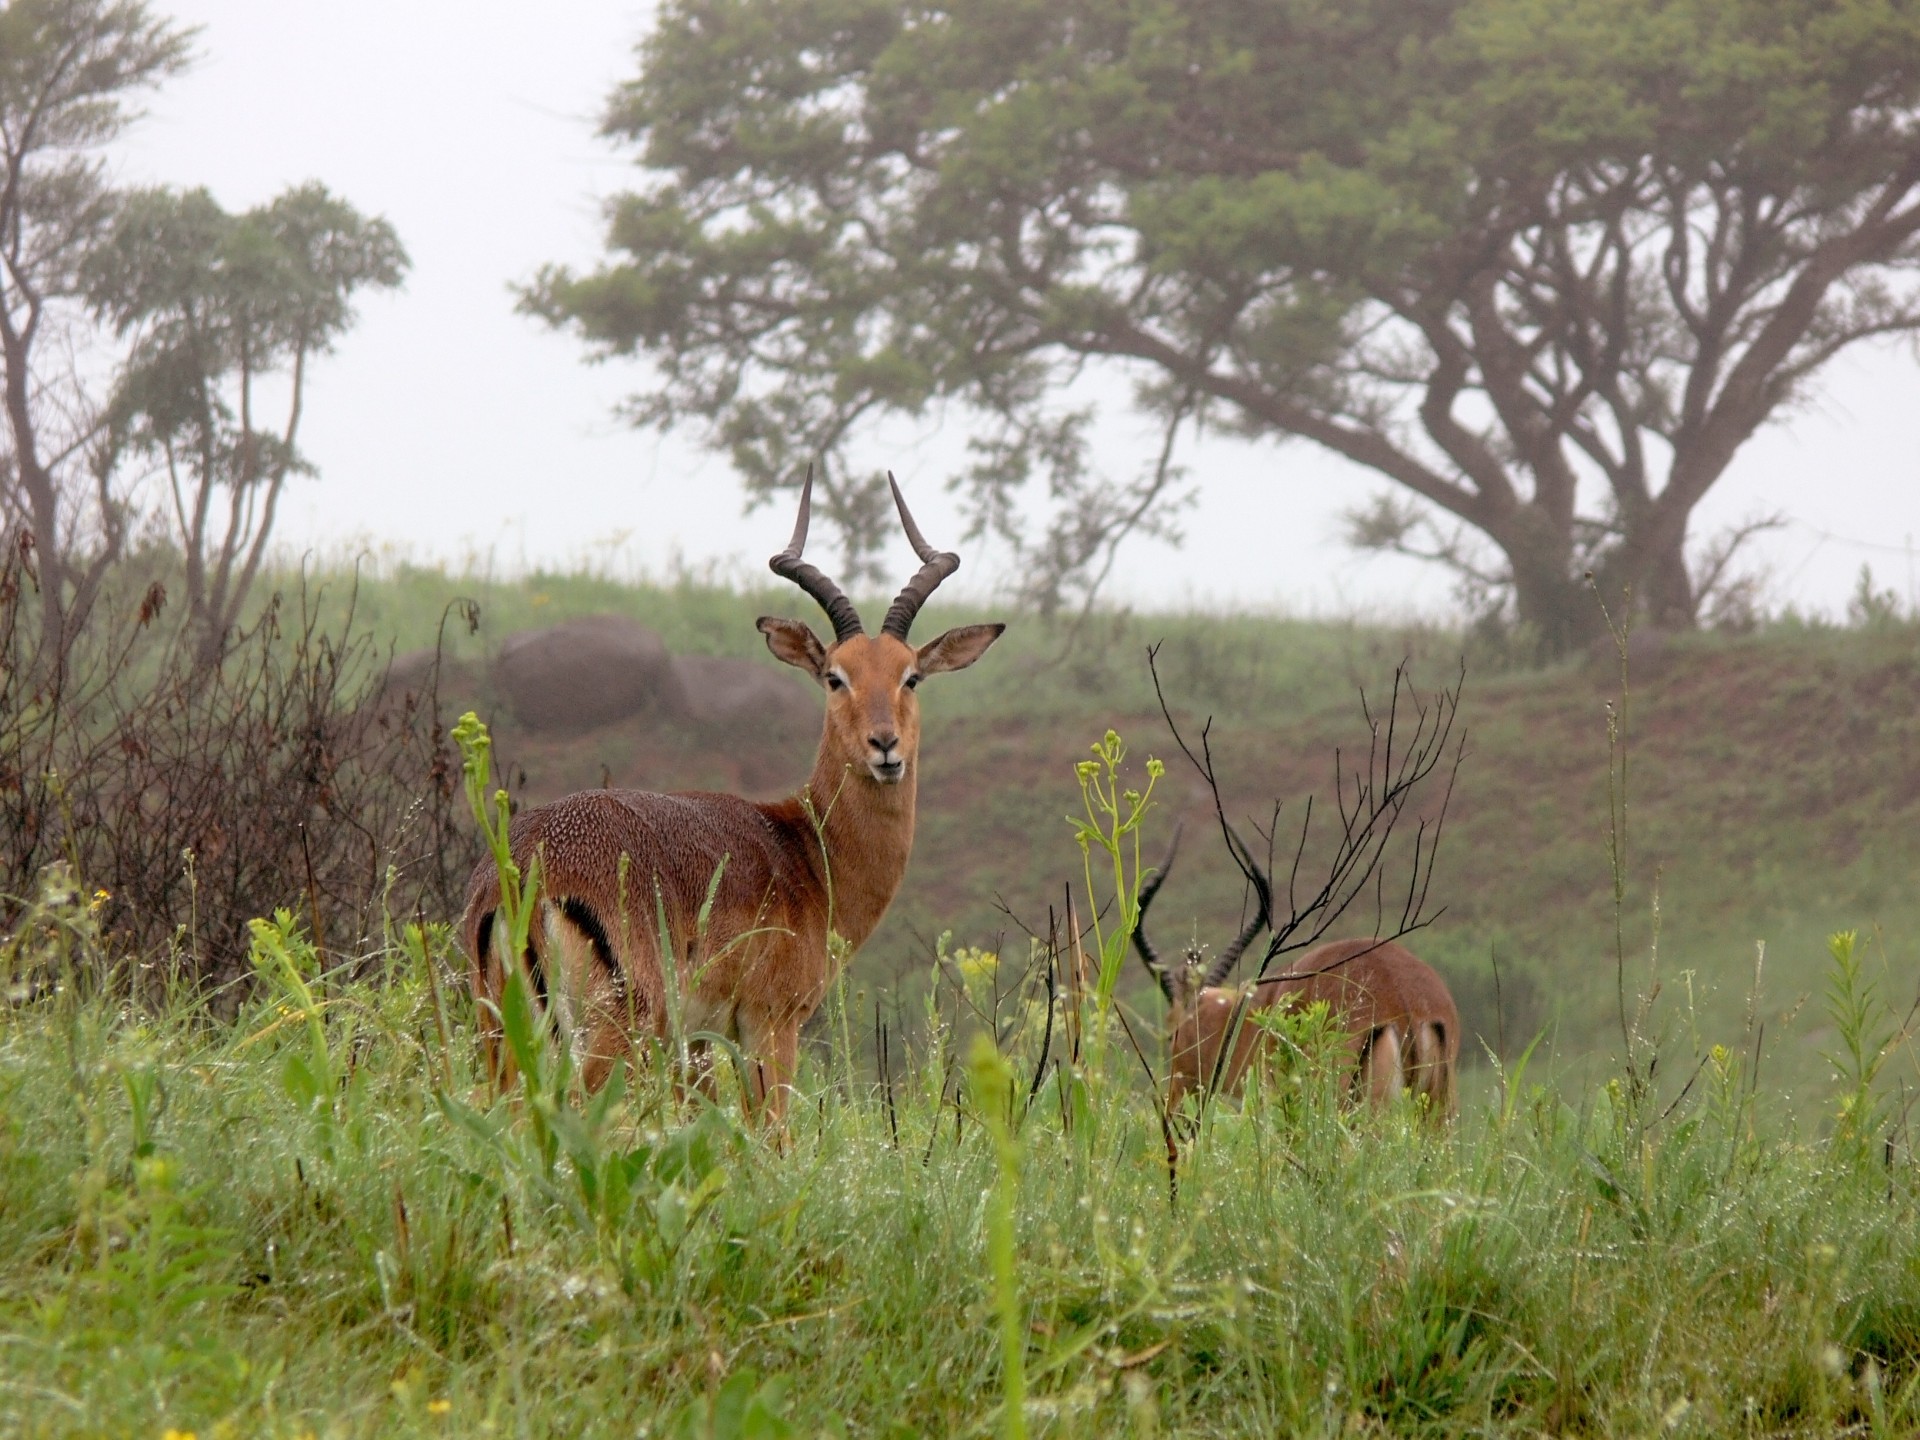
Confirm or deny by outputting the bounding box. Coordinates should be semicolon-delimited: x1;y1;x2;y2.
1361;1024;1404;1107
1409;1020;1453;1120
737;1009;801;1131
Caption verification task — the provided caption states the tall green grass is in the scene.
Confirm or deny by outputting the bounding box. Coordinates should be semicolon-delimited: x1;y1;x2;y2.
4;716;1920;1437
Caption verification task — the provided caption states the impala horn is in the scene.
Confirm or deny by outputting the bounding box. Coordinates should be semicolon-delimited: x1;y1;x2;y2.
879;472;960;640
1202;824;1273;988
769;465;864;643
1132;824;1182;1004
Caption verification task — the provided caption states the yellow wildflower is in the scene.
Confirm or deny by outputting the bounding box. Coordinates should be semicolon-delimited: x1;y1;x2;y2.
427;1399;452;1416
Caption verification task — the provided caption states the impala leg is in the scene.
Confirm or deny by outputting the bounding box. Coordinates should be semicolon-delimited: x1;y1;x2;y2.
1363;1025;1404;1107
579;995;632;1094
679;1037;722;1104
738;1010;801;1130
1409;1021;1453;1121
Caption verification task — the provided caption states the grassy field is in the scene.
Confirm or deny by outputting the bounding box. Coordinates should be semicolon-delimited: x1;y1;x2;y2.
328;562;1920;1104
5;564;1920;1435
2;887;1918;1436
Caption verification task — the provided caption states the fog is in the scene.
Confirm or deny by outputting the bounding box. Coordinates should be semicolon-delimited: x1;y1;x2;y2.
114;1;1920;619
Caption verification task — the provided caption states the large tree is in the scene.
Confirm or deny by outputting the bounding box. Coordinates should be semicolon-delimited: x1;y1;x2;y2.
530;0;1920;646
84;184;407;663
0;0;190;659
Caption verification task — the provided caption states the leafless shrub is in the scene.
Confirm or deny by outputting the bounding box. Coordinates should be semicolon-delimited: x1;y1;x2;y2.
1;536;480;997
1147;644;1465;981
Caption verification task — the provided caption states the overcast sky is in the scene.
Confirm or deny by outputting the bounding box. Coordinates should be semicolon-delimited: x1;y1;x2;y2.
113;1;1920;619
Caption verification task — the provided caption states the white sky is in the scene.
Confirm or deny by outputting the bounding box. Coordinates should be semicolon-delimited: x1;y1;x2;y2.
112;1;1920;620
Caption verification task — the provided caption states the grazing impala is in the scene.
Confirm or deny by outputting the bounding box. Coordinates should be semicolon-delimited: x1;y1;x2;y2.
461;472;1003;1119
1134;828;1458;1120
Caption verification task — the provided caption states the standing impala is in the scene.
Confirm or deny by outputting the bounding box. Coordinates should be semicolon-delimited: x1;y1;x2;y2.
1134;828;1458;1120
461;473;1003;1119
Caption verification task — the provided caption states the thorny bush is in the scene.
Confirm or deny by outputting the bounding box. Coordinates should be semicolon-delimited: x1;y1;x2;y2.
0;536;480;997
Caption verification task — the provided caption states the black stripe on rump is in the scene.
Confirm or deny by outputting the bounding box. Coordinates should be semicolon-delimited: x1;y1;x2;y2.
523;941;548;1006
475;912;494;978
558;897;623;999
480;906;549;1012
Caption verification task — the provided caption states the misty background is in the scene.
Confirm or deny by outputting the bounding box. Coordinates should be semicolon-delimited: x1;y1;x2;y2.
109;0;1920;619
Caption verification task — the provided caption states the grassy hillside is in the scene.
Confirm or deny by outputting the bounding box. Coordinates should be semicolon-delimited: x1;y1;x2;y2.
4;565;1918;1435
317;563;1920;1109
2;910;1918;1436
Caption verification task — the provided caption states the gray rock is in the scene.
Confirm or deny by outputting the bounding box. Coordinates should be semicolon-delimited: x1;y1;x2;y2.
492;615;686;733
370;646;479;716
670;653;819;744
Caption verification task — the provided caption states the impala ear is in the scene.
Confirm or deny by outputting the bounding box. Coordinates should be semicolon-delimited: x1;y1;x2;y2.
915;622;1005;677
757;616;830;680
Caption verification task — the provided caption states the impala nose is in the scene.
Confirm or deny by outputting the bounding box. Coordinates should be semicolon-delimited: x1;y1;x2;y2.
867;730;904;782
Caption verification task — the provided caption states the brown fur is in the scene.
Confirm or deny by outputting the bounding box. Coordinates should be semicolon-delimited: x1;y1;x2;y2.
460;622;1002;1120
1166;937;1460;1120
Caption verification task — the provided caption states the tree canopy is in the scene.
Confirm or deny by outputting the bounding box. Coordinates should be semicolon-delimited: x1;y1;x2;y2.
0;0;191;655
85;183;407;660
531;0;1920;644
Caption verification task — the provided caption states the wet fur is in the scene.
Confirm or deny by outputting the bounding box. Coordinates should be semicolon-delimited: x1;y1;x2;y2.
460;622;1002;1116
1167;937;1459;1120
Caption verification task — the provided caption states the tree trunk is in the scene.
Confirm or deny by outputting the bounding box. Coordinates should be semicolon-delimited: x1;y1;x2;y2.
1590;522;1699;640
1496;509;1598;657
1498;503;1702;656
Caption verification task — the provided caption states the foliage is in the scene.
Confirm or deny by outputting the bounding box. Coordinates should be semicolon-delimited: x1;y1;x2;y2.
532;0;1920;648
84;183;407;662
2;884;1920;1433
1068;728;1164;1031
0;545;477;994
0;0;193;656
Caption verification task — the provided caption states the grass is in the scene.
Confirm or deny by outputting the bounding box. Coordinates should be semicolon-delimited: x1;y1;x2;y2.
286;560;1920;1103
5;670;1920;1436
3;895;1920;1437
7;563;1919;1433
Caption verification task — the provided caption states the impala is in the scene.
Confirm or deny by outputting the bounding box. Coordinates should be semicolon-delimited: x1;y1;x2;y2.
1134;828;1459;1119
460;473;1003;1119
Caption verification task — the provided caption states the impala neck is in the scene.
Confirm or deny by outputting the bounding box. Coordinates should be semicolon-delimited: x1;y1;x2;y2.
798;750;917;951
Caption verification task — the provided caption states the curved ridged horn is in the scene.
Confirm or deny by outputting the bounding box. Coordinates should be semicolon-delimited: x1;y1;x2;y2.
769;465;863;643
1203;824;1273;988
879;472;959;640
1132;824;1182;1004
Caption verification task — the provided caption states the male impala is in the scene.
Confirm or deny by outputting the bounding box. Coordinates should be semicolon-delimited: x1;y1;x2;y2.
1134;829;1458;1119
460;473;1002;1119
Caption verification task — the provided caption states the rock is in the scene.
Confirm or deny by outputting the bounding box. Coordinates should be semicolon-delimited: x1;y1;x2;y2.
492;615;686;733
670;653;819;745
369;646;479;718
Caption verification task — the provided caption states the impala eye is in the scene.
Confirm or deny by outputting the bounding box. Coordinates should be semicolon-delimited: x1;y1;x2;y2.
903;673;921;691
826;672;846;691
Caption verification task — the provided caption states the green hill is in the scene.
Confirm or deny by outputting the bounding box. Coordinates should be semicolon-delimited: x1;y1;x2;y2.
342;563;1920;1107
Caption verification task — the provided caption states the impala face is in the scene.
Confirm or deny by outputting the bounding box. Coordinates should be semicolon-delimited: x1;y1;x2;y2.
758;621;1002;786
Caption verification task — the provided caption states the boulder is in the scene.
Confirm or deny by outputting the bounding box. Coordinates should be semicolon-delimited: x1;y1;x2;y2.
671;653;819;745
369;646;480;719
492;614;686;733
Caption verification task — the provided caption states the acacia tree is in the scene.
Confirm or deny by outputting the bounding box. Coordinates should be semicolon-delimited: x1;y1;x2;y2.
0;0;190;659
84;184;407;663
529;0;1920;648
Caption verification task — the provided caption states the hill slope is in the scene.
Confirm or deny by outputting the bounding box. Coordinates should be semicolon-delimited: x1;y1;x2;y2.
352;566;1920;1103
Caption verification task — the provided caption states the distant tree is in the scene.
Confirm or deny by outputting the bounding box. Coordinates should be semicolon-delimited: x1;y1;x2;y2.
530;0;1920;647
0;0;190;660
84;184;407;663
